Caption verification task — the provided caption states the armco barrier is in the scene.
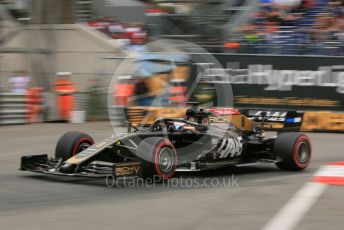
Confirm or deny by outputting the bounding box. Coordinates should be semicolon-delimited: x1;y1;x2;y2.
0;93;28;125
0;90;45;125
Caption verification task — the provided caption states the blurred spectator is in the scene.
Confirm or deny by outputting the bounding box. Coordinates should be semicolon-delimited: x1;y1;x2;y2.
108;21;124;39
53;72;76;121
88;17;111;34
114;81;135;106
88;17;148;49
8;71;30;94
27;87;43;123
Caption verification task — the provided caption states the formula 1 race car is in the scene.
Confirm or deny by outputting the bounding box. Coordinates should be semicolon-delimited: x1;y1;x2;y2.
20;104;312;180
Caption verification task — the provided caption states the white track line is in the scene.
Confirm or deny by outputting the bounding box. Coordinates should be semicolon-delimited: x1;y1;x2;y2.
262;182;327;230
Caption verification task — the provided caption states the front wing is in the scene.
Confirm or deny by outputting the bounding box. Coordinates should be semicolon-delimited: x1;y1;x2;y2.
20;154;142;179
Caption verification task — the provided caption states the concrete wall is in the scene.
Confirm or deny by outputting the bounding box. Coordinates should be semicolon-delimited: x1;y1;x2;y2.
30;0;76;24
0;23;129;92
94;0;147;23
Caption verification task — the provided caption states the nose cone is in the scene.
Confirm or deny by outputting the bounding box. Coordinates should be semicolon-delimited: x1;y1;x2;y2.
59;163;77;173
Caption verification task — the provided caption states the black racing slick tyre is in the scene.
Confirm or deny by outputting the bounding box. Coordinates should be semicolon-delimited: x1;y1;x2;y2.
136;137;177;180
274;132;311;171
55;132;94;161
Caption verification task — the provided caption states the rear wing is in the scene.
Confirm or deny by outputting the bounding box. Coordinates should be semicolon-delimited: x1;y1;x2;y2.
239;109;304;131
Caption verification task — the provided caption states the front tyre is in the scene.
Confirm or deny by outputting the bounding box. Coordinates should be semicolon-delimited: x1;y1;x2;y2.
55;131;94;161
274;132;311;171
136;137;177;180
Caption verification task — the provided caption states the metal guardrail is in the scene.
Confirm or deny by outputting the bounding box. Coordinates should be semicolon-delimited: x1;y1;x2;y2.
0;93;28;125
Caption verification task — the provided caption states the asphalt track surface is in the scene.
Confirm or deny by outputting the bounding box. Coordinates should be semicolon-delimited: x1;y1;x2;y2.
0;122;343;230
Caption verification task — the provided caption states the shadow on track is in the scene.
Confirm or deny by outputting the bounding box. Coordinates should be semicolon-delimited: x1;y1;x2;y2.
19;164;306;189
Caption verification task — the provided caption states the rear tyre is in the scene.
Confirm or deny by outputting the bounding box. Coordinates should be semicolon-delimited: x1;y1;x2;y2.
55;131;94;161
136;137;177;181
274;132;311;171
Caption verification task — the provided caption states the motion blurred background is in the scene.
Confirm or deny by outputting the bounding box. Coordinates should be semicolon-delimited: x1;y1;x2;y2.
0;0;343;132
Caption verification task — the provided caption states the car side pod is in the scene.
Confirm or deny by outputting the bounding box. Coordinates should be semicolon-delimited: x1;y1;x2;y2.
20;154;49;171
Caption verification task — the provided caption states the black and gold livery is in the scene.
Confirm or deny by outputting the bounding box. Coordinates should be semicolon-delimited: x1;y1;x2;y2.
20;105;312;180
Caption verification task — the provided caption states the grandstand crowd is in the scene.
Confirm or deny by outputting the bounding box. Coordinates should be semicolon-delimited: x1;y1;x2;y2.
226;0;344;55
86;0;344;55
88;17;148;51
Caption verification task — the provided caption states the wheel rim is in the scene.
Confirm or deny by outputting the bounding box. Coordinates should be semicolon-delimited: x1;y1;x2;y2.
76;142;91;153
297;142;310;164
158;147;174;173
